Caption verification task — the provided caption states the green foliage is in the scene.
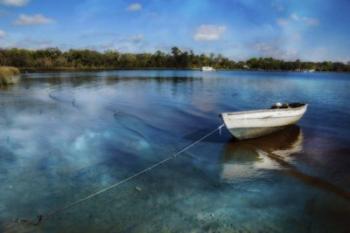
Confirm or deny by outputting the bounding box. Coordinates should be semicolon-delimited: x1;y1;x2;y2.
0;47;349;72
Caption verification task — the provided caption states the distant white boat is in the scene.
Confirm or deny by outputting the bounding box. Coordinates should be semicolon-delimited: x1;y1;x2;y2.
221;103;307;140
303;69;315;73
201;66;215;71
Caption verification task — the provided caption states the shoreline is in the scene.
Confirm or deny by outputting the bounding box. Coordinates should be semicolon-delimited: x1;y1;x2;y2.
2;48;349;73
19;67;350;73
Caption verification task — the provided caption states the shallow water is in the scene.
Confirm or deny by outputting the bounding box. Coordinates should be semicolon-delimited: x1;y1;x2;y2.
0;70;349;233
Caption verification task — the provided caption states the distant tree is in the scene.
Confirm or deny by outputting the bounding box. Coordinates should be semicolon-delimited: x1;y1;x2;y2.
171;47;181;57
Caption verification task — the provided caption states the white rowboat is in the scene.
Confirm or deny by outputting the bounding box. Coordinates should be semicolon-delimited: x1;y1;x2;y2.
221;103;307;140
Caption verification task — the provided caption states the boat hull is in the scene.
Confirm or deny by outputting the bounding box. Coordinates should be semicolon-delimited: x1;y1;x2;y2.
221;105;307;140
227;126;287;140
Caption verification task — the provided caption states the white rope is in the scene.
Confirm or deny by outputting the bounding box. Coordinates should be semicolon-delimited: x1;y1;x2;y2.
19;124;225;225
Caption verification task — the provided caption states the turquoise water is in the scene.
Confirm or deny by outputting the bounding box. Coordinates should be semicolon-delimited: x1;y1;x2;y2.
0;70;349;233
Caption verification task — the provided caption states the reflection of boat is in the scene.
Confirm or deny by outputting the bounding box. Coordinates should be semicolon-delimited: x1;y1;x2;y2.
201;66;215;71
221;126;303;181
221;103;307;139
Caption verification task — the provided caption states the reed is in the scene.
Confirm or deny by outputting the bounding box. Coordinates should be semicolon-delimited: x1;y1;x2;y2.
0;66;20;86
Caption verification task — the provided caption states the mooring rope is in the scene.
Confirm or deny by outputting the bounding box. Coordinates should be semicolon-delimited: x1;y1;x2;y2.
17;124;225;226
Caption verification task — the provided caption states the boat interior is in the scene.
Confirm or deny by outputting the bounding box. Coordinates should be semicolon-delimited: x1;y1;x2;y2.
270;102;306;109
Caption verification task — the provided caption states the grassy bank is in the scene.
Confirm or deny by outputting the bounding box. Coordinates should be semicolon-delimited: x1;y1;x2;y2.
0;66;20;86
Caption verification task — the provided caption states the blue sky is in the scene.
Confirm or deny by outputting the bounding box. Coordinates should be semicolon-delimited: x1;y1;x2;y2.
0;0;349;61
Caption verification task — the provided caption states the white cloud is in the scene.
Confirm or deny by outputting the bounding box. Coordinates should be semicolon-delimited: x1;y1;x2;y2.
271;1;285;12
9;38;53;49
253;42;282;57
302;17;319;26
0;30;6;38
129;34;144;43
0;0;29;7
0;10;8;17
193;24;226;41
306;47;328;61
249;41;299;60
290;13;299;21
291;13;319;25
277;13;319;27
276;18;288;26
127;3;142;11
14;14;54;25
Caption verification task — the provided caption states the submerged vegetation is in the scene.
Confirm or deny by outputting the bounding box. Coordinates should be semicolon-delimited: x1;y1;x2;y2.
0;47;349;72
0;66;20;86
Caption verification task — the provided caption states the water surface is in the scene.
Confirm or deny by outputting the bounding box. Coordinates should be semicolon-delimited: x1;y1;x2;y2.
0;70;349;233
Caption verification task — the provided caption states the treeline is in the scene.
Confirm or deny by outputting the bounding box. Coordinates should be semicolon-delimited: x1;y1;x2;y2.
0;47;349;72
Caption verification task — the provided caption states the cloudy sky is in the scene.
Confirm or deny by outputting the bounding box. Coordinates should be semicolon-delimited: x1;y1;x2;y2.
0;0;349;61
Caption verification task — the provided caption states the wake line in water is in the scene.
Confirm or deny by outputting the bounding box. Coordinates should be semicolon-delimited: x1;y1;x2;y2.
109;108;170;135
48;92;79;109
111;112;148;140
